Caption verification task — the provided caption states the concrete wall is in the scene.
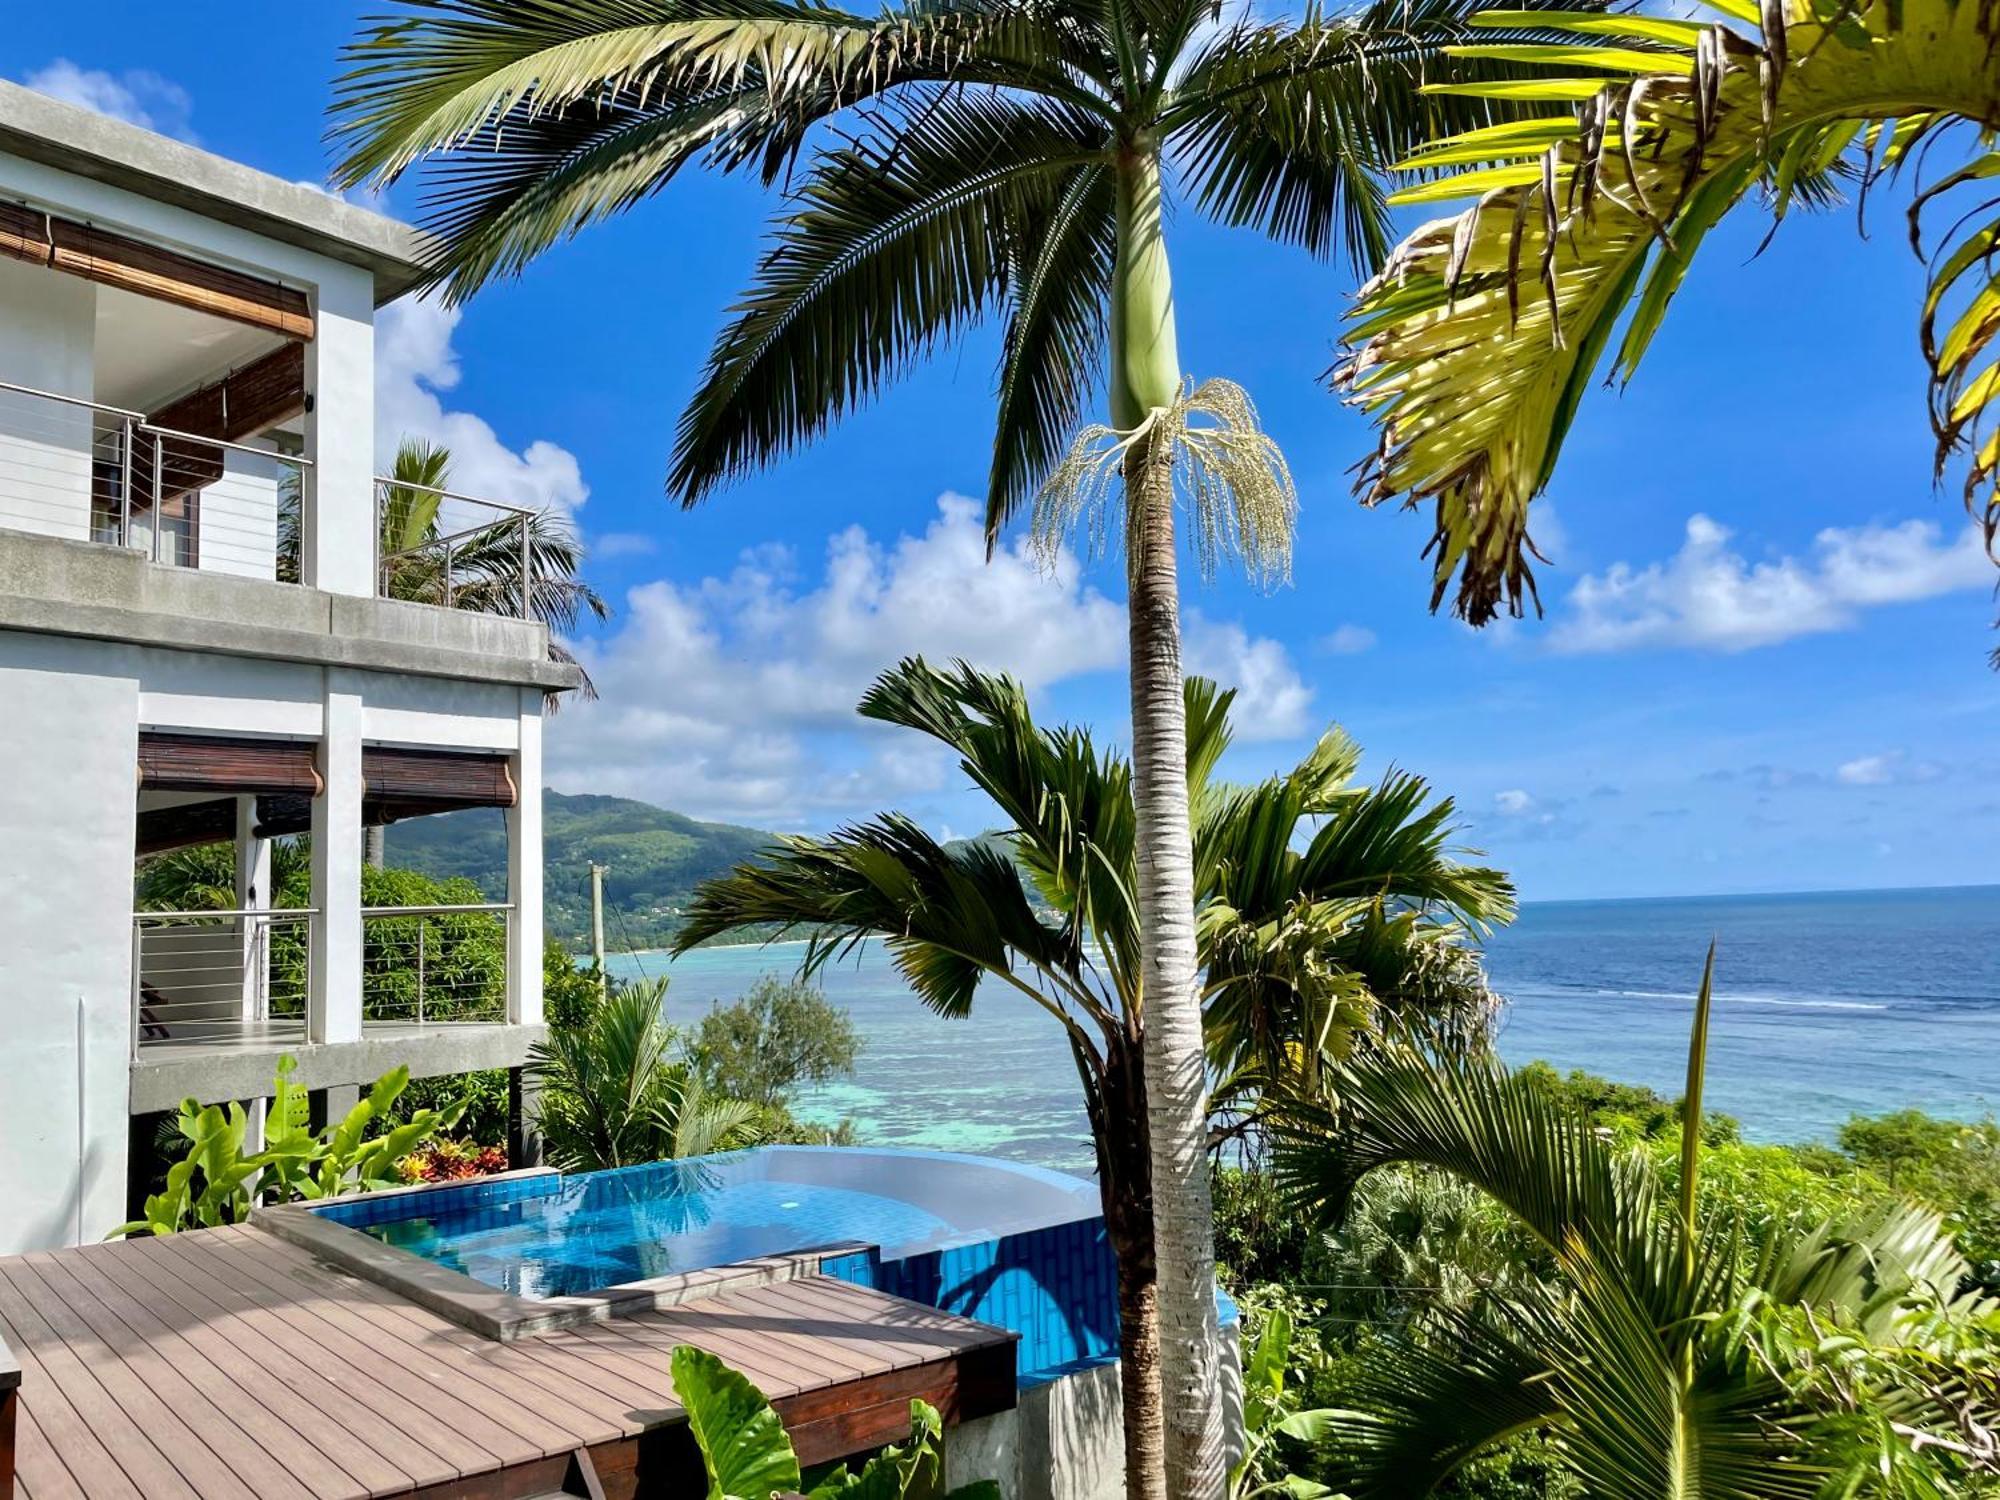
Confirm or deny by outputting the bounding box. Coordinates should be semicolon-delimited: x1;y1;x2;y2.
944;1325;1245;1500
0;627;551;1251
0;632;139;1256
0;258;96;544
0;145;380;595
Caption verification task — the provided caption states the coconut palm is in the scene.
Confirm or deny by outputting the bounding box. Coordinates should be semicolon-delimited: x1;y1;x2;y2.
529;978;763;1171
672;655;1509;1498
326;11;1587;1476
1328;0;2000;629
1273;958;2000;1496
281;437;608;695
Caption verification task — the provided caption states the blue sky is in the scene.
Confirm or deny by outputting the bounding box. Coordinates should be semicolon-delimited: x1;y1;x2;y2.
13;4;2000;901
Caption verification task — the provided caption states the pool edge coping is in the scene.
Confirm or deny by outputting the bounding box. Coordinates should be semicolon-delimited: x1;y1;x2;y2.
253;1187;876;1341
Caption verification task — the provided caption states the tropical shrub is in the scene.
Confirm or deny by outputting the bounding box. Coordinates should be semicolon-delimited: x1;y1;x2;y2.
670;1345;998;1500
1229;1304;1338;1500
115;1057;464;1235
690;975;859;1109
399;1139;509;1183
530;978;762;1171
1273;960;2000;1497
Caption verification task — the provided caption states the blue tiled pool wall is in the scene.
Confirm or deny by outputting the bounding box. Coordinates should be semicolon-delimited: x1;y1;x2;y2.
823;1213;1120;1385
313;1171;560;1230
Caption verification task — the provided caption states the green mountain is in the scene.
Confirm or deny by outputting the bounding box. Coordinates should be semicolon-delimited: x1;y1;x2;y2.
385;791;778;950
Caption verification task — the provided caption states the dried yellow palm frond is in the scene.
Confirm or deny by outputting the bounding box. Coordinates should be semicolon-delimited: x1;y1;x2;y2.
1030;377;1299;587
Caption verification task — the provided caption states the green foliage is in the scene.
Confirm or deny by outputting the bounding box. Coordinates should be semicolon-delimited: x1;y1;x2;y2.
530;978;762;1171
115;1056;464;1236
690;974;859;1109
670;1346;998;1500
1230;1304;1338;1500
1272;991;2000;1497
1214;1164;1319;1288
387;791;777;949
544;939;606;1031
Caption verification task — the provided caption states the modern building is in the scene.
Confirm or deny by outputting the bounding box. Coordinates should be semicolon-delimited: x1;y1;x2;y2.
0;80;574;1255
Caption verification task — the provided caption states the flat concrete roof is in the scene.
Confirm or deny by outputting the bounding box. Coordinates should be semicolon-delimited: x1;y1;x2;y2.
0;80;433;303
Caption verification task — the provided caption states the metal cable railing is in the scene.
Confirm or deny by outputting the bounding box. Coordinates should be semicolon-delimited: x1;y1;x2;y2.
361;903;512;1027
0;377;309;580
373;477;537;619
132;907;313;1052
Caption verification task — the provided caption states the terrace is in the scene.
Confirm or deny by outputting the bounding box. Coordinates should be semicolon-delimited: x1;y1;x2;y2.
0;1147;1159;1500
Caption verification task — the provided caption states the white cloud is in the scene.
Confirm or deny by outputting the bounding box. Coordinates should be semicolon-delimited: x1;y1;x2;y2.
1494;789;1537;815
375;298;588;517
591;531;659;561
22;60;195;141
548;495;1305;823
1836;750;1943;787
1185;617;1314;740
1549;514;1993;654
1318;624;1378;655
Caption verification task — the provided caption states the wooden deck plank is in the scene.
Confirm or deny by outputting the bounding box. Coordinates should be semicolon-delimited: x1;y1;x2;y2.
182;1232;546;1470
207;1229;610;1451
18;1251;319;1500
0;1331;127;1500
649;1290;878;1385
0;1264;201;1500
12;1400;84;1500
1;1258;263;1500
2;1225;1020;1500
72;1248;412;1500
127;1234;461;1492
551;1316;804;1402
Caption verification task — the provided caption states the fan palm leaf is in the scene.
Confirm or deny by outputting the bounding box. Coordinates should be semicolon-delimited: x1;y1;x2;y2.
1330;0;2000;625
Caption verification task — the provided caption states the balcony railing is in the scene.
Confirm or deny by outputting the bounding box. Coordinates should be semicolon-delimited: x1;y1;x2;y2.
373;477;537;620
132;908;313;1053
362;903;512;1027
1;378;308;580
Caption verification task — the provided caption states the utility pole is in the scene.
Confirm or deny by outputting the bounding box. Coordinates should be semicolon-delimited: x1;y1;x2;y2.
589;862;608;995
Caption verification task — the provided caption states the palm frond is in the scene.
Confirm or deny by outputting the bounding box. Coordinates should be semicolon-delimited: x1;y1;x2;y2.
1331;0;2000;623
986;162;1117;540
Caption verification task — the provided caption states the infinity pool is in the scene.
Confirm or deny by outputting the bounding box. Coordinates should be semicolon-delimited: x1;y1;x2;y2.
315;1145;1105;1301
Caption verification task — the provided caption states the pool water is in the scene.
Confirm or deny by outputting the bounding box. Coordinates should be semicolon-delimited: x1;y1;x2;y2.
351;1156;962;1298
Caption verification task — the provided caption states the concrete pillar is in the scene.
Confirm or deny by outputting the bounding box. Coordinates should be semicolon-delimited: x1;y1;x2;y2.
507;1066;542;1168
235;795;271;1030
301;269;377;598
309;1084;361;1132
311;677;365;1045
507;688;544;1026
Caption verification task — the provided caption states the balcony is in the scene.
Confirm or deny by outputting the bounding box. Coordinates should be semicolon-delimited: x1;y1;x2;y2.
134;902;517;1056
0;378;543;620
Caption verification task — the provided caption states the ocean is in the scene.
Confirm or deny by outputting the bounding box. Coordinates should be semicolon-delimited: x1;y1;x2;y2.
606;884;2000;1175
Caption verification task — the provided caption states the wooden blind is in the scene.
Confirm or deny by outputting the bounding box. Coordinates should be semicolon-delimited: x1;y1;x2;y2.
30;216;314;339
362;747;517;809
137;733;322;795
0;202;51;266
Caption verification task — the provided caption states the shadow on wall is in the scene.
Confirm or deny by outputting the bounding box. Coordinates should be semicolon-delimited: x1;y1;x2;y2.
824;1216;1120;1381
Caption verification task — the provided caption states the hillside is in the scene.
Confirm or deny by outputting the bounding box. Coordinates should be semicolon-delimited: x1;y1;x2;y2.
385;791;778;949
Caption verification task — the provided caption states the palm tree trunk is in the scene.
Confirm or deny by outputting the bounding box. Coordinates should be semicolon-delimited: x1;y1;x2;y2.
1113;144;1227;1500
1081;1031;1166;1500
363;824;386;870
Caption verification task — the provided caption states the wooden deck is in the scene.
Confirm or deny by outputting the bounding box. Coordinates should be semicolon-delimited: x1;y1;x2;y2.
0;1224;1016;1500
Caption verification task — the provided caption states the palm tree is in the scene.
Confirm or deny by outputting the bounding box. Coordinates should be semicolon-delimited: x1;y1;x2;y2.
530;978;763;1171
1273;959;2000;1496
1328;0;2000;629
326;13;1588;1480
672;656;1509;1497
282;437;608;693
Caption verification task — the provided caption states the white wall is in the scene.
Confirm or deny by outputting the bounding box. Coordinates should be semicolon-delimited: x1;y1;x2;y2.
0;630;139;1254
0;147;381;595
0;257;97;543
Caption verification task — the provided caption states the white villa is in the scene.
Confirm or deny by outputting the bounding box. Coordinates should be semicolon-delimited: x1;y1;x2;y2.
0;80;570;1254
